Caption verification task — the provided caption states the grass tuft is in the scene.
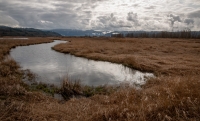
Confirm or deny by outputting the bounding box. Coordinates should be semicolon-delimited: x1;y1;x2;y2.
61;77;118;100
0;37;199;120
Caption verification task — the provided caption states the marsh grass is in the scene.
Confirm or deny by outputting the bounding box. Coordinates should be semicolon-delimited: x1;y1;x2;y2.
29;82;60;96
53;37;200;76
21;70;61;96
61;77;118;100
91;77;200;121
22;69;36;81
0;37;200;120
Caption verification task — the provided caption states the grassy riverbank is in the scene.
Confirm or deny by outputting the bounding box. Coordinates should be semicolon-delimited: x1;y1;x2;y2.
0;37;200;120
53;37;200;76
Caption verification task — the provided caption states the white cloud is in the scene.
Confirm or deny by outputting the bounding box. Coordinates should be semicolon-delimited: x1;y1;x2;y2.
39;20;53;24
0;0;200;31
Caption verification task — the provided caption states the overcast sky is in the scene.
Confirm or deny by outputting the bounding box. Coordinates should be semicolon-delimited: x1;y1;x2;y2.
0;0;200;31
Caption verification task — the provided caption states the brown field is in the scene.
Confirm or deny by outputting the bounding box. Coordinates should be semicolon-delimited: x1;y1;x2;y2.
0;37;200;121
53;37;200;76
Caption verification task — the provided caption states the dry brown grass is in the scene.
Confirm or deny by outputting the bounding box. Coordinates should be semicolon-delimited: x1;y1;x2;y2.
1;77;199;121
0;37;200;120
61;77;118;99
53;37;200;76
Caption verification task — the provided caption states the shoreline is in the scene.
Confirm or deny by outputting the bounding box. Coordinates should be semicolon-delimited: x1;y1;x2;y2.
53;37;200;77
0;37;199;121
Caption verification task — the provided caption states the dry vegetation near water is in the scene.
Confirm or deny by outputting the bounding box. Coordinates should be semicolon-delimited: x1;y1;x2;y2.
53;37;200;76
0;37;200;120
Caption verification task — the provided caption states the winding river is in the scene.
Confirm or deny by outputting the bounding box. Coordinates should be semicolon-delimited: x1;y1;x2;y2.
10;40;154;87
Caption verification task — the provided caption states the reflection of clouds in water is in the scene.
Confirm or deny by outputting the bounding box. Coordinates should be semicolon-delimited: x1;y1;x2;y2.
70;70;116;86
36;73;63;87
66;57;154;85
11;40;154;87
25;62;59;71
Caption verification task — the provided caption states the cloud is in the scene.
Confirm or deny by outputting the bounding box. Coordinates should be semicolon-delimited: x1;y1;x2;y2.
169;14;182;26
145;6;156;10
90;13;132;31
127;12;139;26
0;0;200;31
0;11;19;27
39;20;53;24
188;10;200;18
184;18;194;25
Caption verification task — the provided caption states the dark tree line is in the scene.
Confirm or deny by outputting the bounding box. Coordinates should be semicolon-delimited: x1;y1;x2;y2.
112;30;200;39
0;26;61;37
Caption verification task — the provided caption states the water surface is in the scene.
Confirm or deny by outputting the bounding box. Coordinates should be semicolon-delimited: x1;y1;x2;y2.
10;40;154;87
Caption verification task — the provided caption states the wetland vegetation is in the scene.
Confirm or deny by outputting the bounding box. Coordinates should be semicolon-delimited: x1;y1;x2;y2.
0;37;199;120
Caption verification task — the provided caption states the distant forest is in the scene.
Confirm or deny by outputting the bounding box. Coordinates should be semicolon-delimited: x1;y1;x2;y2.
0;26;61;37
1;26;200;39
111;30;200;39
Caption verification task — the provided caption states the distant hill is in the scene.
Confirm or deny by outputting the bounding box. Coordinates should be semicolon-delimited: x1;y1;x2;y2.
2;26;199;38
51;29;113;37
0;26;61;37
51;29;158;37
50;29;132;37
51;29;200;39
